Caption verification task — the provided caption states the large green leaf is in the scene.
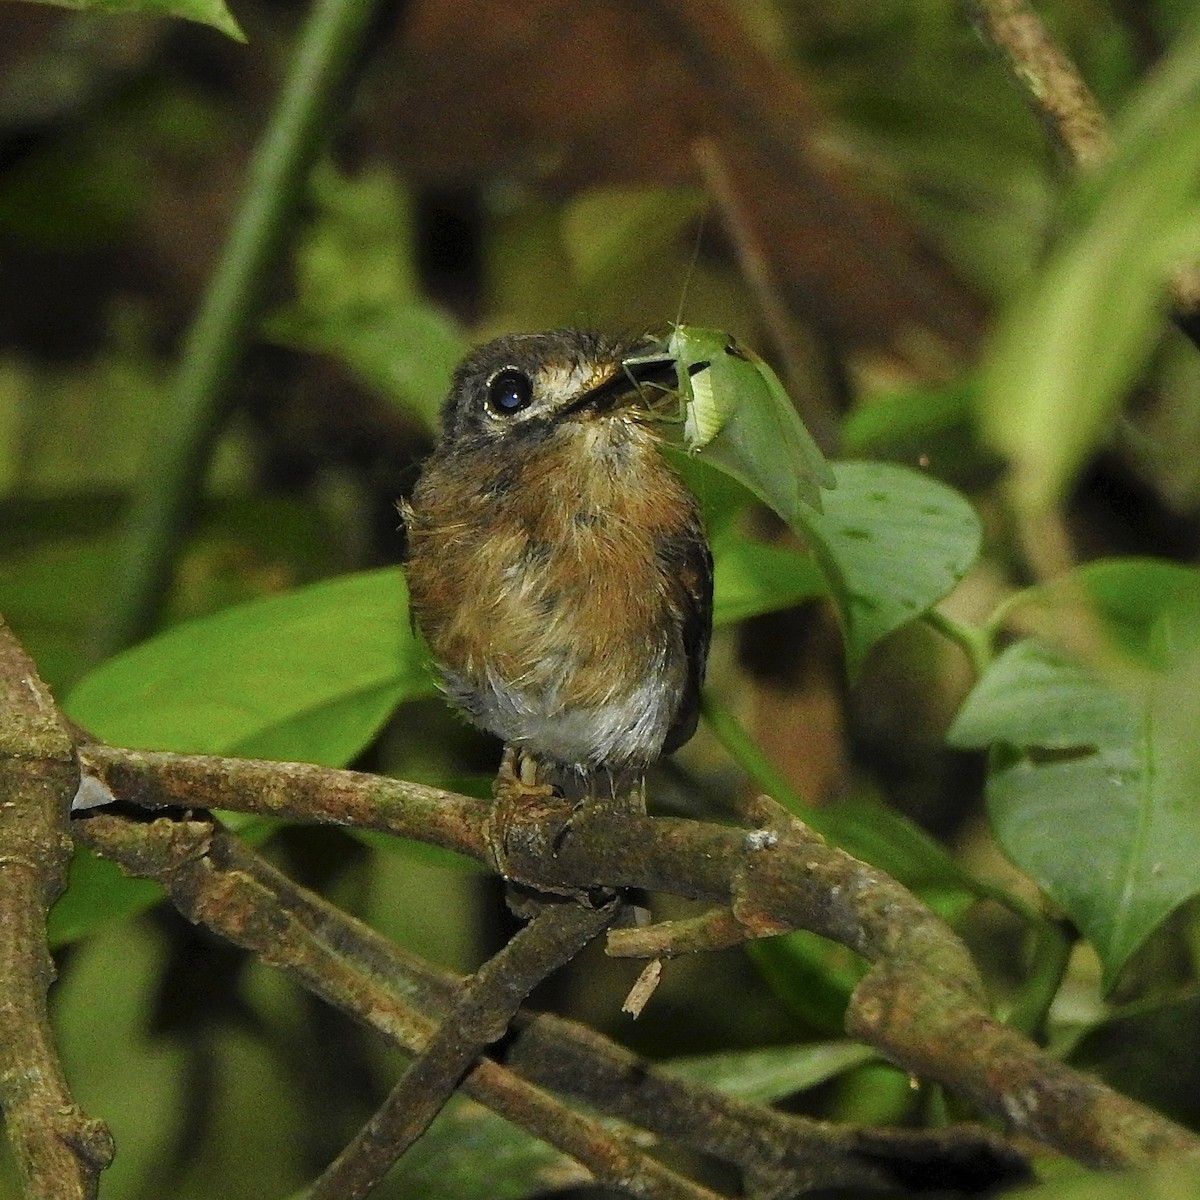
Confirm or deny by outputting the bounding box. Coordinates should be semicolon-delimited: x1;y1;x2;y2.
710;534;825;626
1006;1163;1200;1200
675;448;979;668
67;568;434;764
805;462;982;671
977;14;1200;514
948;561;1200;984
47;848;164;947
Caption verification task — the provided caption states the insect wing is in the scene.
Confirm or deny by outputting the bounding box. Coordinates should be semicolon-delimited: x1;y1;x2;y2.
672;327;833;519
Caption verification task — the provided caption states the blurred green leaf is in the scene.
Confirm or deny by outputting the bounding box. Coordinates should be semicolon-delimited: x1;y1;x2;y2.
561;186;710;324
806;461;982;671
1022;557;1200;669
711;534;824;626
23;0;243;41
67;568;433;764
841;378;1002;488
948;559;1200;985
843;380;976;456
748;932;864;1034
563;187;705;292
1069;988;1200;1129
389;1097;586;1200
817;796;985;903
1007;1162;1200;1200
268;163;465;429
663;1041;877;1103
0;318;167;493
0;534;115;693
977;14;1200;513
0;130;147;249
48;846;164;947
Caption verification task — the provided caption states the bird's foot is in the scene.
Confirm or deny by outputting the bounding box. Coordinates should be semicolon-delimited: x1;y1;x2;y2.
493;745;558;803
488;747;570;893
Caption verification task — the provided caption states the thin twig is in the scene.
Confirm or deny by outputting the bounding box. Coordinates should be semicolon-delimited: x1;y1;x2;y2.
964;0;1113;169
309;895;621;1200
0;621;114;1198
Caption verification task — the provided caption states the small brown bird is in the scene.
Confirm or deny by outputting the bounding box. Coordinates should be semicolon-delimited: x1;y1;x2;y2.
400;330;712;804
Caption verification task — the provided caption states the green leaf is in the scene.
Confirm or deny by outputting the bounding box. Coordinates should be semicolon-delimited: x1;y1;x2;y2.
1005;1163;1200;1200
748;932;864;1034
267;163;465;429
562;188;706;294
0;533;116;693
663;1041;877;1103
272;301;464;431
388;1097;585;1200
843;381;977;457
1023;557;1200;669
806;462;983;671
816;796;986;903
711;534;825;626
66;568;435;765
28;0;245;39
47;847;164;947
1070;989;1200;1129
977;14;1200;513
948;613;1200;985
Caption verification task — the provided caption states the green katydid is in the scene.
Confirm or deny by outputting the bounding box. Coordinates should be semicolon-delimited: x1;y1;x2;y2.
624;325;835;521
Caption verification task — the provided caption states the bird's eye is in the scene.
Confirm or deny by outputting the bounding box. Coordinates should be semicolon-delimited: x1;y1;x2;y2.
485;368;534;417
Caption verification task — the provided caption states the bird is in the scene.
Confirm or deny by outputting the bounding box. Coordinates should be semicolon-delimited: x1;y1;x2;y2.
399;329;713;829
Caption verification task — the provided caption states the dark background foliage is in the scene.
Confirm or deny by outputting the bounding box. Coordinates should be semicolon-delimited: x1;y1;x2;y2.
2;1;1200;1196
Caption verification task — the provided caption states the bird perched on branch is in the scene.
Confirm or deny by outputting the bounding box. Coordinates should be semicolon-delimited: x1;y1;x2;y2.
400;330;712;828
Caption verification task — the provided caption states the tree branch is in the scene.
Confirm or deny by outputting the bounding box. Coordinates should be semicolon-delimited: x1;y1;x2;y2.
964;0;1113;169
74;808;1028;1197
75;742;1200;1170
0;621;113;1198
309;893;622;1200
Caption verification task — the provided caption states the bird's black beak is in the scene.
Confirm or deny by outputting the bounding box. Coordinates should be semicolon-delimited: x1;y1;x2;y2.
560;342;680;418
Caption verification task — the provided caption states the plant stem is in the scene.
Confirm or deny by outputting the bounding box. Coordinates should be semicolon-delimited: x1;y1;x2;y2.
923;607;993;679
1007;917;1075;1041
96;0;390;658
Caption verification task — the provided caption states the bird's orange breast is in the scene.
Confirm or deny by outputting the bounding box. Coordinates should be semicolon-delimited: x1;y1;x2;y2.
403;418;705;767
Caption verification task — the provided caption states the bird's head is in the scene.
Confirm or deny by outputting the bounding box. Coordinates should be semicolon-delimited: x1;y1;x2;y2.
437;330;679;449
